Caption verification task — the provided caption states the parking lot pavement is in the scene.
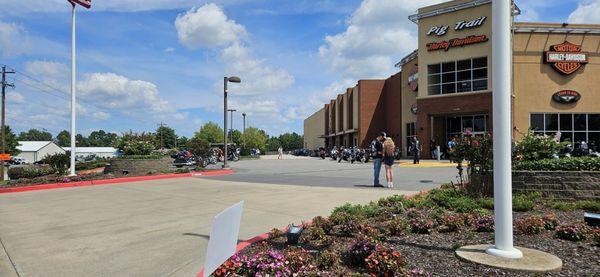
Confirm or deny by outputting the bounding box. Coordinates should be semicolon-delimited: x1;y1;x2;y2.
207;156;458;192
0;175;406;277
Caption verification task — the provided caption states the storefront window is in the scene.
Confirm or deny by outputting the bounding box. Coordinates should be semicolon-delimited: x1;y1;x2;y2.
427;57;488;95
529;113;600;149
447;115;487;137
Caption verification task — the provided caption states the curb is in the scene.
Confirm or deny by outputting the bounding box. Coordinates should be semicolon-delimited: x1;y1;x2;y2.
0;169;234;194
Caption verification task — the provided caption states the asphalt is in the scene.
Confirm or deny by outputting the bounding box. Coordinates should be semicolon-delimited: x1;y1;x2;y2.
207;155;458;191
0;156;457;277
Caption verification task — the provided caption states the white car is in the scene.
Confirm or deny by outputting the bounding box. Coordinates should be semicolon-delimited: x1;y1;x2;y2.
9;157;28;165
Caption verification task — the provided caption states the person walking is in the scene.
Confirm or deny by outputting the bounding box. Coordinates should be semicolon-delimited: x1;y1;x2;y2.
373;132;385;187
430;138;438;159
409;136;422;164
277;146;283;160
383;137;396;188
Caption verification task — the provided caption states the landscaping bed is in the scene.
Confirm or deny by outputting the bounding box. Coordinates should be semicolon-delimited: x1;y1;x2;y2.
213;188;600;276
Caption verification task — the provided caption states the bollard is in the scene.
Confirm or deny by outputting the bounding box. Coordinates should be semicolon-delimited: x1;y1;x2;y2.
436;146;441;161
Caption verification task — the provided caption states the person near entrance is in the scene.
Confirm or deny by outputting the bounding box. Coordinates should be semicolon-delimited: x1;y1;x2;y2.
383;136;396;188
430;138;439;159
373;132;385;187
409;136;422;164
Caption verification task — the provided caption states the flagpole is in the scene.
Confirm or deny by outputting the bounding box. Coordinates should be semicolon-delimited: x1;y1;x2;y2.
69;2;77;176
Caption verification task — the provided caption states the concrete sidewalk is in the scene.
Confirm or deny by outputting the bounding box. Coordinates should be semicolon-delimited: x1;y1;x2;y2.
0;177;409;277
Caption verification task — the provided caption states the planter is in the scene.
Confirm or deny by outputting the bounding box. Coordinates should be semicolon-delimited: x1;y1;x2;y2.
104;157;173;176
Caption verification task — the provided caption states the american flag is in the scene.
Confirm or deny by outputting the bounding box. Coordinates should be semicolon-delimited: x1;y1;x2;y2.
68;0;91;9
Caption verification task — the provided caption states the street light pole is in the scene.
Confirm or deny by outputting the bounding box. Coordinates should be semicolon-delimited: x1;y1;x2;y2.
487;0;522;259
69;3;77;177
223;76;241;169
228;109;237;140
242;113;246;133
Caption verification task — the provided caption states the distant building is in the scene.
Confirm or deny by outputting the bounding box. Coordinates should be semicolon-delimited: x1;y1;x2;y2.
62;147;118;159
16;141;66;163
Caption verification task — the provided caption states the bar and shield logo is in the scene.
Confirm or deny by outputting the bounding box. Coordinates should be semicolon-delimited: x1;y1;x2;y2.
544;41;588;75
68;0;92;8
408;65;418;91
552;90;581;104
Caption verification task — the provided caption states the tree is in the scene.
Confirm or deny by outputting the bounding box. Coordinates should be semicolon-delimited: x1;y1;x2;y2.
278;132;304;151
55;130;71;147
18;129;53;141
266;136;281;152
87;130;119;147
1;125;20;156
176;136;189;150
155;126;177;149
196;122;224;144
187;137;210;158
229;129;242;146
241;127;267;154
75;134;89;147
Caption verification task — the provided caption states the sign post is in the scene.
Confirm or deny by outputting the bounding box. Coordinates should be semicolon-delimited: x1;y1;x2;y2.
67;0;91;176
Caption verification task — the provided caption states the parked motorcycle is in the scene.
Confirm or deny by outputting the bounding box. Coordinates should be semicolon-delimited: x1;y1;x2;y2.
172;150;196;168
330;147;339;161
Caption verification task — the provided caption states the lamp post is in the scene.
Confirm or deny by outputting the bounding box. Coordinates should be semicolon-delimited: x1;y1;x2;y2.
228;109;237;140
223;76;241;169
242;113;247;133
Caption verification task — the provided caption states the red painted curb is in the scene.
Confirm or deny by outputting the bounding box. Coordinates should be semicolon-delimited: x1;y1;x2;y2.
0;169;234;194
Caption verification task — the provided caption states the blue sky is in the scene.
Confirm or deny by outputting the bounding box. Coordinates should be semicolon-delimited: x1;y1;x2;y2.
0;0;598;138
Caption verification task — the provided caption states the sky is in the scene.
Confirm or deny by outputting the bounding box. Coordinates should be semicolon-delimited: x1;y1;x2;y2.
0;0;599;138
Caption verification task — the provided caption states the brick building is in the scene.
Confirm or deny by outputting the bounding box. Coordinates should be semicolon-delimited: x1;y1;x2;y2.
304;0;600;158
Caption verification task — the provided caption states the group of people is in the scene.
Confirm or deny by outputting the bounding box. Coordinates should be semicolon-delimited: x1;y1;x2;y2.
371;132;423;188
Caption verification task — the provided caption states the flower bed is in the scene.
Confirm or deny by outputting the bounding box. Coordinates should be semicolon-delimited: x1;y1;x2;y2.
213;187;600;276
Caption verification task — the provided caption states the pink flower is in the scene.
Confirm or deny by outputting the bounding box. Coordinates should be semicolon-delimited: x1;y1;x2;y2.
464;129;472;136
472;140;479;146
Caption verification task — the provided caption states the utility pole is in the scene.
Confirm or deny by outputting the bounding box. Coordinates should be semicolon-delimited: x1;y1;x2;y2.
228;109;237;140
1;66;15;181
157;122;166;149
242;113;246;133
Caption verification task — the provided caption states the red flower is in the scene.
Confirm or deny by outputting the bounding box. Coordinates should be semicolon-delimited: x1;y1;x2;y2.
472;140;479;146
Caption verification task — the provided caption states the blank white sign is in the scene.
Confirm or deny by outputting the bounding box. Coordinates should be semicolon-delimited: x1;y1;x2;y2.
203;201;244;277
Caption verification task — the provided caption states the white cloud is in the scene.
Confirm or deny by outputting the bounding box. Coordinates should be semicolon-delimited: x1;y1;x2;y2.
568;0;600;23
92;111;110;120
0;21;30;57
7;92;25;104
78;72;170;113
175;3;246;49
164;47;175;53
318;0;444;79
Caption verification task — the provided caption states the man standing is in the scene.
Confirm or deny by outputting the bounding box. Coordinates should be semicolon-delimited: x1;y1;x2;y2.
409;136;422;164
277;146;283;159
373;132;385;187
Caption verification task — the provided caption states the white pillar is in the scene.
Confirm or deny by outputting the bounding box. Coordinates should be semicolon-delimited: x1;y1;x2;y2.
486;0;522;259
69;4;77;177
436;146;441;161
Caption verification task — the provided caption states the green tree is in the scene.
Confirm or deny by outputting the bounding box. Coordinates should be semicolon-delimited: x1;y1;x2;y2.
115;132;156;155
1;125;20;156
18;129;53;141
278;132;304;151
75;134;89;147
155;126;177;149
266;136;281;151
229;129;242;146
55;130;71;147
176;136;189;150
241;127;267;154
187;137;210;158
196;122;224;144
87;130;119;147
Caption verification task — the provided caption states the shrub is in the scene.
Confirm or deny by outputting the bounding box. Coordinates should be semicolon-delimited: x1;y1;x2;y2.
212;254;245;276
358;224;385;242
515;216;546;235
332;203;380;219
75;160;108;171
312;216;333;235
343;236;376;267
513;130;561;162
304;226;327;242
474;215;494;232
365;245;406;275
513;157;600;171
593;229;600;246
283;247;314;273
406;268;432;276
542;213;559;230
43;153;70;174
386;217;410;236
512;194;535;212
267;228;284;242
329;212;362;236
438;212;465;233
555;222;592;241
410;218;436;234
316;250;340;270
478;198;494;210
7;166;54;179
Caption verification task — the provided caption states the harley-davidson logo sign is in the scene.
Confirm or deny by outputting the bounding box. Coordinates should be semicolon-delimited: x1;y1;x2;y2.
408;65;418;91
552;90;581;104
544;41;588;75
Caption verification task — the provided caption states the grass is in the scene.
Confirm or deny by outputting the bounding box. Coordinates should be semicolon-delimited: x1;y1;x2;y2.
551;200;600;212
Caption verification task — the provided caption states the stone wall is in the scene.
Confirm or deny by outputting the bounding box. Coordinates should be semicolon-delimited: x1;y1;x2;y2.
512;171;600;200
104;157;172;176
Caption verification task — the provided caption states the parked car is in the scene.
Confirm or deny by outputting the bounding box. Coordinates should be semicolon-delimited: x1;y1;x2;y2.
8;157;28;165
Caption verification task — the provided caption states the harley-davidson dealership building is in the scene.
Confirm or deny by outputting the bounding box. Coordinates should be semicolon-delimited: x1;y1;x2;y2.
303;0;600;158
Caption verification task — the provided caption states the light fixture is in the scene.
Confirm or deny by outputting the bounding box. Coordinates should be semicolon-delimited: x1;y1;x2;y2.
286;225;304;245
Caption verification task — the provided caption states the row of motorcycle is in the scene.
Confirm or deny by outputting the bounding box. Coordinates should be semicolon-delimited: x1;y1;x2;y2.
172;145;240;168
317;146;404;164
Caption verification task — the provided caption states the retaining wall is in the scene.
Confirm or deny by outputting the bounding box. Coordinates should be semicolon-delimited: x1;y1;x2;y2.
512;171;600;200
104;157;172;176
